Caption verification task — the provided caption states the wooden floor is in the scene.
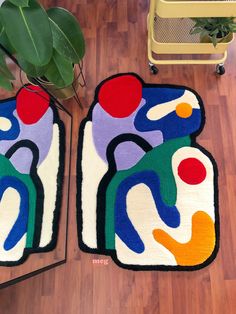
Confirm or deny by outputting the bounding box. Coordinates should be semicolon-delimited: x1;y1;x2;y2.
1;0;236;313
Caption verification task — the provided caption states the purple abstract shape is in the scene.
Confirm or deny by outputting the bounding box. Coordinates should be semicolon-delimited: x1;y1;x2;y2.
9;147;33;174
92;99;163;164
0;107;53;167
114;141;146;170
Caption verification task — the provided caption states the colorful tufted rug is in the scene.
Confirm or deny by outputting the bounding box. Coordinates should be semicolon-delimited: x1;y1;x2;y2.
0;85;64;266
77;73;219;270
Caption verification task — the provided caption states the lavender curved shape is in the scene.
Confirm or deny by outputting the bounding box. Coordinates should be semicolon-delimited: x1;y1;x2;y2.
92;99;163;169
0;107;53;169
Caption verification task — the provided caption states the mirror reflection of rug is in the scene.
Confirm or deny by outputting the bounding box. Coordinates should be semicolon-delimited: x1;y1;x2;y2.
77;73;219;271
0;85;64;266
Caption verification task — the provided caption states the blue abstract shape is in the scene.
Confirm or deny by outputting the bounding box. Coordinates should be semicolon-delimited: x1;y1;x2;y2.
115;170;180;254
134;87;184;130
137;109;201;141
0;176;29;251
134;87;201;139
0;99;20;141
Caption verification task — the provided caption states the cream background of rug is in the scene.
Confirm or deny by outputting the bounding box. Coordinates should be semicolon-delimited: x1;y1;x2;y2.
38;124;60;248
116;146;215;266
81;121;108;249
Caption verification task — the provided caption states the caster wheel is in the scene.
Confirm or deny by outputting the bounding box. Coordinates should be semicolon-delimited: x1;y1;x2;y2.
150;65;159;75
216;64;225;75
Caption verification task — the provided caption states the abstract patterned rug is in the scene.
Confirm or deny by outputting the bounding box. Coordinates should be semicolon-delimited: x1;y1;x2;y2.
0;85;64;266
77;73;219;270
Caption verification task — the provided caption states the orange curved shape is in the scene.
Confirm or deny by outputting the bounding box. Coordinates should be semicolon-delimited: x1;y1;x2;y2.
153;211;215;266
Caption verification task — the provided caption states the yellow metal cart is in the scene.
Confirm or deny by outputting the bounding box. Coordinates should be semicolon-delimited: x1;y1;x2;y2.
148;0;235;75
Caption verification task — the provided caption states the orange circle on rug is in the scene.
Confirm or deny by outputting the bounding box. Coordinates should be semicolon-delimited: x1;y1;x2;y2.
175;103;193;118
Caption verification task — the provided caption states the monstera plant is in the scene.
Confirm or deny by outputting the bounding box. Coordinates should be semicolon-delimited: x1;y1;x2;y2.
0;0;85;98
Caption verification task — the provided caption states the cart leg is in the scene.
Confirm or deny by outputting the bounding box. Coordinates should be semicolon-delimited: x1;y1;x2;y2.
149;62;159;75
216;63;225;76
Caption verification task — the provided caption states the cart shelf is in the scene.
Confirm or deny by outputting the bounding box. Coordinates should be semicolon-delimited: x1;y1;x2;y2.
150;16;234;55
156;0;236;18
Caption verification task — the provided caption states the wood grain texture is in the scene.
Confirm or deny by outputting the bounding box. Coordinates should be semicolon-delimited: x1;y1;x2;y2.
0;0;236;313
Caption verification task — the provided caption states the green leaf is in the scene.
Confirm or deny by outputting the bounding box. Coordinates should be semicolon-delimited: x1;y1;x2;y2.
0;19;3;34
0;0;53;66
47;7;85;63
0;11;15;55
45;50;74;88
190;16;236;42
210;29;219;36
0;74;13;91
0;30;16;54
0;49;14;79
200;30;209;38
212;35;217;47
190;28;202;35
17;55;47;77
8;0;29;7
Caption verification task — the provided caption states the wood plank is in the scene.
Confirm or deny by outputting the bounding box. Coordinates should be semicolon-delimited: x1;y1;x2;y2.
0;0;236;313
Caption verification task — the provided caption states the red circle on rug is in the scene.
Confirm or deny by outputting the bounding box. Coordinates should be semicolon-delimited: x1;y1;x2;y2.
177;158;207;185
98;75;142;118
16;85;50;125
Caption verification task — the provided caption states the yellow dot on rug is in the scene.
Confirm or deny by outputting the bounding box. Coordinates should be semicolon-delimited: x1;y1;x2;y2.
175;103;193;118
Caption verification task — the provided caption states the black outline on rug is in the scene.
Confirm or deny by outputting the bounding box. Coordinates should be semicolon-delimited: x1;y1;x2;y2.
0;86;65;267
77;73;219;271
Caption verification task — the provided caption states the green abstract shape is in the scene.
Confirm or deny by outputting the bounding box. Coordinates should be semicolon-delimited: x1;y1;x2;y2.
0;154;36;248
105;136;191;250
